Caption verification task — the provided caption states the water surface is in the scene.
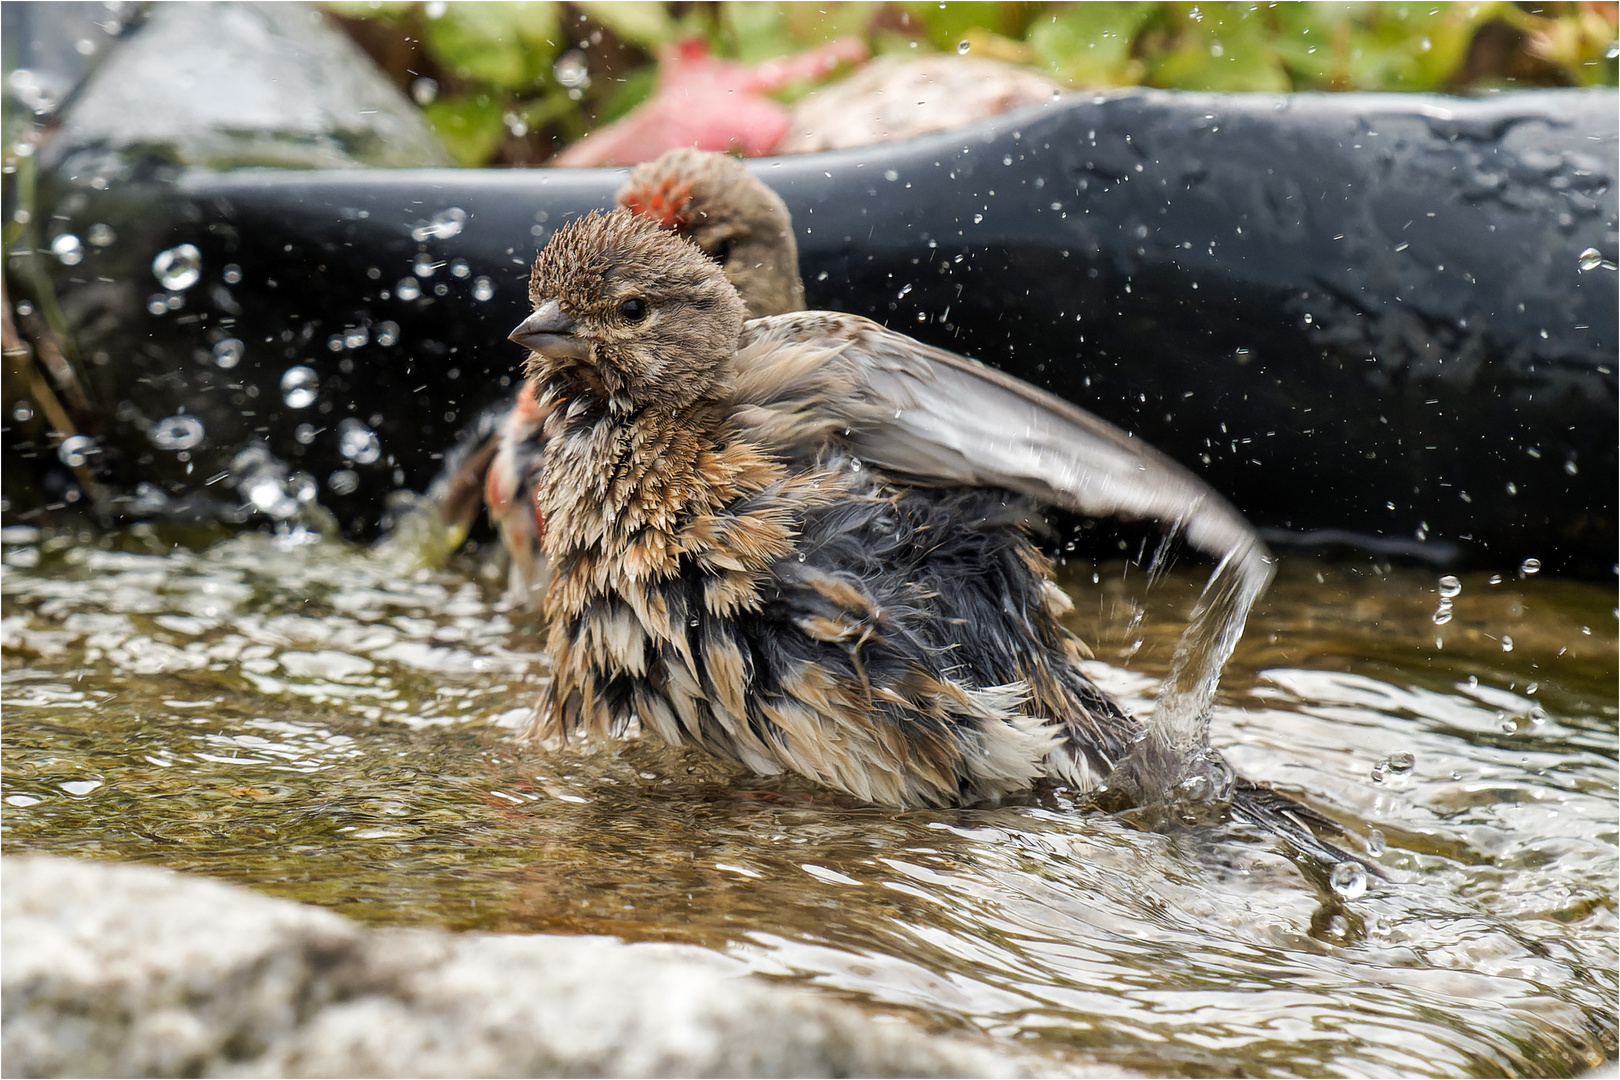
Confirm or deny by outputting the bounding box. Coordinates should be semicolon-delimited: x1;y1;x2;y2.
2;525;1614;1076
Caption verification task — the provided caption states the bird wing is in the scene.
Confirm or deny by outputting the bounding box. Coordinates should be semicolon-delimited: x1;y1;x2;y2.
735;311;1269;577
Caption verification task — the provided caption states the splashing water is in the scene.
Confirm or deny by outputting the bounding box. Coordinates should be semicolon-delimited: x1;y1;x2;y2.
1;538;1612;1077
151;244;202;291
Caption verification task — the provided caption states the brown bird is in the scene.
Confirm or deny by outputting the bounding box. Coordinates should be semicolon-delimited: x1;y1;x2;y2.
511;208;1358;869
426;150;805;602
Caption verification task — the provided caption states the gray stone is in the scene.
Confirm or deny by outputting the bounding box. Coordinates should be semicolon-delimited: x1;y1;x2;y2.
42;2;452;173
2;855;1065;1078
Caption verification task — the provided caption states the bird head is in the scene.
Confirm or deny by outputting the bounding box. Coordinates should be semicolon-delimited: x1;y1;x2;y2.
512;208;746;414
617;148;805;317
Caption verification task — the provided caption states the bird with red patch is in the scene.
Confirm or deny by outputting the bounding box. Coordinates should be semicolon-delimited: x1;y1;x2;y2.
510;208;1361;871
426;150;805;604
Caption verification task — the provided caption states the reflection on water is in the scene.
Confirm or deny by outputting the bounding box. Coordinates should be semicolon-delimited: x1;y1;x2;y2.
2;524;1614;1076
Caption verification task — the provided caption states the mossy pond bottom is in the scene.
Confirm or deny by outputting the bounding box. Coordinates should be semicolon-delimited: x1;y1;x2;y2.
2;524;1614;1077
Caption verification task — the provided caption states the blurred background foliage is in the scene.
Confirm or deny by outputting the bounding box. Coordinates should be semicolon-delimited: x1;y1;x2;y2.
322;1;1620;165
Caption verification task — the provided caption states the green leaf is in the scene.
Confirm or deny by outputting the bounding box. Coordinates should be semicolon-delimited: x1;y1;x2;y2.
320;1;414;22
597;65;658;125
1028;2;1158;87
721;1;796;63
900;0;1021;51
423;2;559;90
423;94;508;165
1148;3;1291;92
575;1;676;49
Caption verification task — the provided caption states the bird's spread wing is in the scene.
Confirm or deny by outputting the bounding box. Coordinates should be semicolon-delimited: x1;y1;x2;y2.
735;311;1269;578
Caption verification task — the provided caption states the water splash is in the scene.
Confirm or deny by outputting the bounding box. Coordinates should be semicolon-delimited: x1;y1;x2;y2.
51;234;84;266
410;208;466;243
152;244;202;291
280;366;319;409
149;415;205;451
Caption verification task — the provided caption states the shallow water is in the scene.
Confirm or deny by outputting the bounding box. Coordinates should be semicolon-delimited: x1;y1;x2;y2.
2;524;1615;1077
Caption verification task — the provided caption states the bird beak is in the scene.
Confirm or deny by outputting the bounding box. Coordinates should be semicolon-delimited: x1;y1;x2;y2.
510;299;590;361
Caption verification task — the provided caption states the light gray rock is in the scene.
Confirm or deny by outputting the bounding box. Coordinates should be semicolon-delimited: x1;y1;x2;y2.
2;855;1056;1078
42;1;452;173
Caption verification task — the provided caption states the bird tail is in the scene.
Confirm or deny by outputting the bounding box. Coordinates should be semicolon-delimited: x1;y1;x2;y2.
1227;776;1382;878
423;399;510;540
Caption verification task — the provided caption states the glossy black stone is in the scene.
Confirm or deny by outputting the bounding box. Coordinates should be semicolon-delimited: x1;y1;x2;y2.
6;89;1614;574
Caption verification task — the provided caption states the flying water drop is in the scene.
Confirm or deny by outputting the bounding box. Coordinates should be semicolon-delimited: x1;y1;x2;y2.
152;244;202;290
149;415;204;451
395;277;421;302
51;233;84;266
337;418;381;464
1577;247;1604;272
374;321;400;347
56;434;97;468
280;366;319;409
1519;557;1541;576
86;223;116;247
472;276;495;302
1438;575;1462;598
1329;861;1367;900
212;338;244;368
410;207;466;243
328;469;360;495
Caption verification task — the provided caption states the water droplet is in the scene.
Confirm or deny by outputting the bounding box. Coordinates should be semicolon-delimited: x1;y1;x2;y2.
413;255;439;278
294;423;318;445
280;366;319;409
1519;557;1541;576
849;457;863;472
472;276;494;302
504;111;528;138
1438;575;1462;598
1002;155;1013;166
1329;861;1367;900
1365;829;1385;857
337;418;381;464
344;326;369;350
554;49;590;89
56;434;97;468
1500;635;1513;652
60;779;102;797
410;208;466;243
395;277;421;302
1564;458;1578;476
11;400;33;422
222;264;243;285
450;258;471;279
152;243;202;290
86;222;116;247
246;476;298;519
1431;606;1452;625
328;469;360;496
972;213;984;224
326;333;346;353
51;233;84;266
956;39;971;54
1384;751;1414;776
1578;247;1604;271
375;321;400;347
212;338;244;368
883;169;899;182
149;415;204;450
411;76;438;106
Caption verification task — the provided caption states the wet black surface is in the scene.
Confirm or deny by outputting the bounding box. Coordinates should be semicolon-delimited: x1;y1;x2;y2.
5;89;1615;573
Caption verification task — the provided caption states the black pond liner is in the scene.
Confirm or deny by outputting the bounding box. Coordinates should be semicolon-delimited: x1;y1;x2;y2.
7;88;1616;575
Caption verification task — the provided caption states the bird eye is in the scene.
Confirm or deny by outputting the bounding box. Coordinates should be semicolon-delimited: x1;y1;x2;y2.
619;297;648;322
707;239;734;265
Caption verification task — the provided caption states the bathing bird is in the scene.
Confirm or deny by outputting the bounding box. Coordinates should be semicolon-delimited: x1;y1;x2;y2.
429;150;805;603
510;208;1359;871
